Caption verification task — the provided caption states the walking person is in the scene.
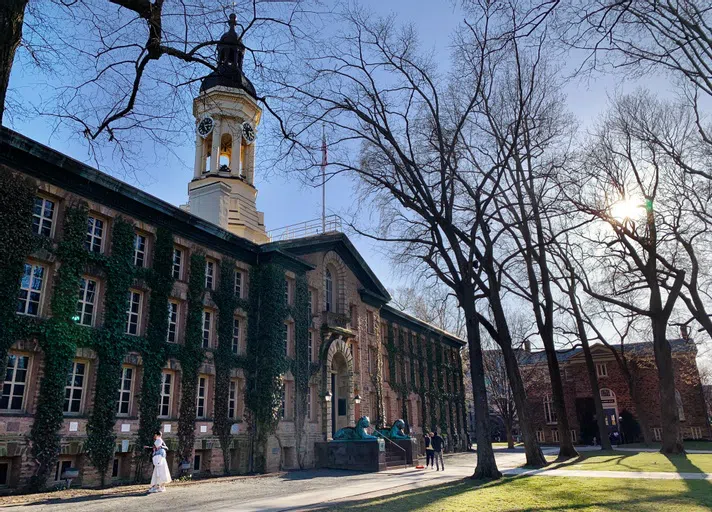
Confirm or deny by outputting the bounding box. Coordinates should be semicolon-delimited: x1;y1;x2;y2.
145;431;171;493
424;432;434;468
431;429;445;471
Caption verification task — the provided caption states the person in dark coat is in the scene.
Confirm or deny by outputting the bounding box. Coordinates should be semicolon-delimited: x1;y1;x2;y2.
425;432;434;468
431;429;445;471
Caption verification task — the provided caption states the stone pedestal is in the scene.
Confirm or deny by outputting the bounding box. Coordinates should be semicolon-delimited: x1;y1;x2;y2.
394;438;420;466
314;439;386;472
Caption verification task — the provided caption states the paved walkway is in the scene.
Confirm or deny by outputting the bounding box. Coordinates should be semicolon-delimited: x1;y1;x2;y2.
3;448;711;511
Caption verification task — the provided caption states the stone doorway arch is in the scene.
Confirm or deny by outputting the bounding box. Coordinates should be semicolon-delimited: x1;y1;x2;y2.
322;336;354;439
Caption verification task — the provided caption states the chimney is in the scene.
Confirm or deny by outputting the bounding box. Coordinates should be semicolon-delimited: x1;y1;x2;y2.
523;339;531;353
680;325;690;341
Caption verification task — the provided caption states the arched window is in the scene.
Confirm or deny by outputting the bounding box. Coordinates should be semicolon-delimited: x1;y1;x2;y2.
325;269;333;312
219;133;232;171
675;390;685;421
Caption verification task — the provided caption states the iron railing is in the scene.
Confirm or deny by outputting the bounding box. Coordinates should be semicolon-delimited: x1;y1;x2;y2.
268;214;342;241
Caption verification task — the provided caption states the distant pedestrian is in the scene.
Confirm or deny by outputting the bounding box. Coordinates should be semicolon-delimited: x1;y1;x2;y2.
425;432;434;468
431;429;444;471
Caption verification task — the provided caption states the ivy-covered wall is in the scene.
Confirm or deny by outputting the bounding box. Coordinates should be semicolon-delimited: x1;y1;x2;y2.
244;264;290;472
379;317;466;443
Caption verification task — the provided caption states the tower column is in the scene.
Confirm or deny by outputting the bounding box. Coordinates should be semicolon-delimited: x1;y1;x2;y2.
194;132;204;178
210;117;222;173
245;143;255;184
231;124;241;176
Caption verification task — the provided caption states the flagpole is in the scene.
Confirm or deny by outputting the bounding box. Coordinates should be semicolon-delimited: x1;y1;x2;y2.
321;124;326;233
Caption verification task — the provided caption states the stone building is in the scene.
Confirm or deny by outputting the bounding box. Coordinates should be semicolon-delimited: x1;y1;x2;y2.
520;340;711;444
0;18;466;491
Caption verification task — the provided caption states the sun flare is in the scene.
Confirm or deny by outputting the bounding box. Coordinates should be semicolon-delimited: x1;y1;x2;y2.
610;197;644;222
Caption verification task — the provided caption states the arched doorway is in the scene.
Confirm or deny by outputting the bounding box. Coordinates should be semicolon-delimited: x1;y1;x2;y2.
323;336;354;439
331;352;349;436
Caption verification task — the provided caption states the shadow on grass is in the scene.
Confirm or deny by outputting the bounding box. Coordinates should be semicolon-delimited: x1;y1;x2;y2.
310;474;712;512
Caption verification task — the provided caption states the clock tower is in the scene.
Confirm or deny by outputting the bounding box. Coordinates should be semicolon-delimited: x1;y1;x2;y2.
187;13;269;244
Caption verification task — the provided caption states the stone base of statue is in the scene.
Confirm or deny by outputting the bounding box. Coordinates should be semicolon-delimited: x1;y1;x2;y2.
393;437;420;466
315;438;386;472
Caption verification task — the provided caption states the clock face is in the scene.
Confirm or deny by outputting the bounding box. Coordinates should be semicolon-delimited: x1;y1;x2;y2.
197;116;214;138
242;121;256;144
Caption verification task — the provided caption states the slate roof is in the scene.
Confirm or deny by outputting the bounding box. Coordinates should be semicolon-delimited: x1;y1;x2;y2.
518;338;697;366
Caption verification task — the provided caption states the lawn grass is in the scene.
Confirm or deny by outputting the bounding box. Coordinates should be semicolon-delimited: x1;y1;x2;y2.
547;450;712;474
326;476;712;512
621;441;712;452
491;442;524;448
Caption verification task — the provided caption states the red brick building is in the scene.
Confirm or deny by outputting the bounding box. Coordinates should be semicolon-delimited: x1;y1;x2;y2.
520;339;711;444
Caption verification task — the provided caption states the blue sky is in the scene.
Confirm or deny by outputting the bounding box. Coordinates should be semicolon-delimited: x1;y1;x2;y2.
5;0;657;292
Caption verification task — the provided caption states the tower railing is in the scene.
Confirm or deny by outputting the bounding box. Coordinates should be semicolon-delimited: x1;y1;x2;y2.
268;215;343;241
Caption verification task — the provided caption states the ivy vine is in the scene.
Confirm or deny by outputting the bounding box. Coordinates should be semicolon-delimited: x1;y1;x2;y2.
0;170;36;369
213;259;239;474
177;253;206;465
29;203;89;490
85;217;135;486
291;273;311;468
244;264;289;472
135;227;174;470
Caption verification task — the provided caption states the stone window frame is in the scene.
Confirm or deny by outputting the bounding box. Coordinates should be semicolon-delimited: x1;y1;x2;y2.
126;289;143;336
543;394;557;425
133;232;148;268
32;195;57;238
205;259;216;290
116;365;135;417
64;360;89;415
1;353;31;413
596;363;608;378
196;375;208;419
17;262;46;317
172;247;184;280
167;300;180;343
77;277;99;327
159;371;174;418
85;214;106;253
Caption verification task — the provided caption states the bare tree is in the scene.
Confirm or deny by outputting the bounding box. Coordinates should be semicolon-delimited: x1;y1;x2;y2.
2;0;313;168
481;311;533;449
390;285;465;337
564;93;687;453
561;0;712;97
271;1;564;475
481;28;579;458
552;240;613;450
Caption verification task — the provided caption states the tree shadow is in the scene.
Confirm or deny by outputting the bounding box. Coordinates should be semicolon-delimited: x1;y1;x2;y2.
307;474;712;512
0;490;149;508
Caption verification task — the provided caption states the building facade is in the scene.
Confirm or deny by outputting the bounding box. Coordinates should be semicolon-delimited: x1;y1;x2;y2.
520;340;711;445
0;18;466;491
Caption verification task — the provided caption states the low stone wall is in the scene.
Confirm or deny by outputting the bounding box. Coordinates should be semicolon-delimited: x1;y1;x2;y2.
314;439;386;472
393;438;420;466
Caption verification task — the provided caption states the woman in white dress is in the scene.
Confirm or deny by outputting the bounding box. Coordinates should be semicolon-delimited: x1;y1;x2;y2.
147;432;171;493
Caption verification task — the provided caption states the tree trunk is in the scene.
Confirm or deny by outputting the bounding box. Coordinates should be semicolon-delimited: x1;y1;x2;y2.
567;279;612;450
498;341;547;467
542;338;579;459
505;418;514;449
652;318;684;454
464;303;501;480
628;371;654;445
0;0;27;123
580;342;612;451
